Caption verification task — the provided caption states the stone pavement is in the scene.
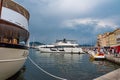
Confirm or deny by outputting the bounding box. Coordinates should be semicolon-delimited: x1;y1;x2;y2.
94;68;120;80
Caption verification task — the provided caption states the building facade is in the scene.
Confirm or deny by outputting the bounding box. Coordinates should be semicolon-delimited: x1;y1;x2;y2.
97;28;120;48
114;29;120;46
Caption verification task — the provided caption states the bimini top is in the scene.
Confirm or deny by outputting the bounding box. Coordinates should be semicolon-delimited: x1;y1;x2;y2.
2;0;30;20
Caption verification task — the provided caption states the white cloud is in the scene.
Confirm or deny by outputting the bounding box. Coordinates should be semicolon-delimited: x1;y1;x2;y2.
63;17;119;30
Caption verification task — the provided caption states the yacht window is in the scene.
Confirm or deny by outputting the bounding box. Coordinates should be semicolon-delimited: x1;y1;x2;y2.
0;24;29;46
3;0;29;20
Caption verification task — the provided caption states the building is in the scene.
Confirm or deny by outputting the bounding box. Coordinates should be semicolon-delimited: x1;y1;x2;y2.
97;28;120;48
114;28;120;46
108;31;116;47
97;32;110;47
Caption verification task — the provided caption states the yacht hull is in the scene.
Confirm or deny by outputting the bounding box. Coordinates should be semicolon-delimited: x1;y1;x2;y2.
38;39;84;54
39;48;84;53
0;0;30;80
0;48;28;80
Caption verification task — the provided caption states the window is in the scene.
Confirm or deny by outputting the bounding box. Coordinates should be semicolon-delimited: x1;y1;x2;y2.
3;0;30;20
0;23;29;46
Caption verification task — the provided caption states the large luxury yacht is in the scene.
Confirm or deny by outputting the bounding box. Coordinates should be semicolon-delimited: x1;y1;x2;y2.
0;0;30;79
38;39;84;53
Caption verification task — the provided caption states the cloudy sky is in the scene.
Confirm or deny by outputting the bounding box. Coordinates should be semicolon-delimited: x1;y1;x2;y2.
15;0;120;45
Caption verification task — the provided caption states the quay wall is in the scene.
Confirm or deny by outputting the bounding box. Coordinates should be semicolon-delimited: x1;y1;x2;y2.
105;54;120;65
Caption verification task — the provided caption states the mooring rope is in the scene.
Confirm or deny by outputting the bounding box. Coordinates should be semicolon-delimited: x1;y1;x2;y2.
28;57;67;80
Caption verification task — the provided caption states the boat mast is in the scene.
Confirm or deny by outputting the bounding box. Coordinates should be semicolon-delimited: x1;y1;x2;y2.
0;0;4;18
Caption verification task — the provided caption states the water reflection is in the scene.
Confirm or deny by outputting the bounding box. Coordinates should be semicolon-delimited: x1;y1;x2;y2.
90;59;119;74
7;66;26;80
33;51;120;80
7;49;120;80
34;53;86;80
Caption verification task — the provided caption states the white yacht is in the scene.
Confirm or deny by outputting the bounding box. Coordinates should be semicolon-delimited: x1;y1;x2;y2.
38;39;84;53
0;0;30;79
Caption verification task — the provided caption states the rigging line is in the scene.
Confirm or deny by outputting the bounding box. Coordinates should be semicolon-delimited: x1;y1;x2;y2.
28;57;67;80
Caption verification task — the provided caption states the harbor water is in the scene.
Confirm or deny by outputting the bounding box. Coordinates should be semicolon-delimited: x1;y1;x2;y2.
8;49;120;80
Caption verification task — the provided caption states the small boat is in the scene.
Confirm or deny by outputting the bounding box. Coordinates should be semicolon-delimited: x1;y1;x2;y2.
90;51;105;60
0;0;30;79
38;39;84;53
88;47;105;60
93;52;105;59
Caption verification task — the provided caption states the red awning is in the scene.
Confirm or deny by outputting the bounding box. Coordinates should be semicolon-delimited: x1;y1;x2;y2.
115;46;120;53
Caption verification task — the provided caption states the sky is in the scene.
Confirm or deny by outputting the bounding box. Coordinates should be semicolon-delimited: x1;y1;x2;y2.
15;0;120;45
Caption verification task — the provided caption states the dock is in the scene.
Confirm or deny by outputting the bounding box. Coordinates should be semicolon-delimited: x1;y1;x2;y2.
94;68;120;80
94;54;120;80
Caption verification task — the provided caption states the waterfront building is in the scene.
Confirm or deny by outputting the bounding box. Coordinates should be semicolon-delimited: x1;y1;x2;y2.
102;32;110;47
97;34;102;47
97;32;110;47
96;28;120;48
114;28;120;46
105;33;110;47
108;32;116;47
